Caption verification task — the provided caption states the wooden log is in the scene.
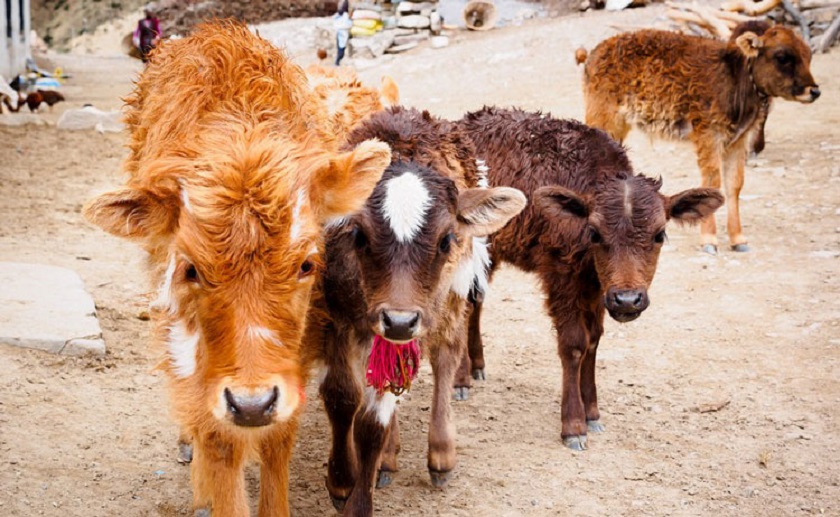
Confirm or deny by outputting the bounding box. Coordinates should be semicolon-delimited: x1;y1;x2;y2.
721;0;782;15
666;2;734;38
818;10;840;52
799;0;840;9
782;0;811;42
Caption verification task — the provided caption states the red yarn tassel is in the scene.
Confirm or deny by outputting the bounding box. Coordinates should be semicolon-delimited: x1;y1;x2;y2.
366;336;420;395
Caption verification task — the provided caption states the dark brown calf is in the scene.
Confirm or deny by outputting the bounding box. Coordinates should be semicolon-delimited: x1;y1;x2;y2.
582;22;818;253
457;107;723;450
303;107;525;515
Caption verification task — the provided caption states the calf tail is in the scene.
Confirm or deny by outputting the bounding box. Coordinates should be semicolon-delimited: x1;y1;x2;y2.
575;47;588;66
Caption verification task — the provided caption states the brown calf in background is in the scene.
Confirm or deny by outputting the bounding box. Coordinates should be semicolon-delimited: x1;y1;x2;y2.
582;22;818;253
458;107;723;450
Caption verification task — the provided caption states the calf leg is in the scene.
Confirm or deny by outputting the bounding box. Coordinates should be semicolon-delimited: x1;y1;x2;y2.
177;431;193;465
258;422;297;517
693;135;724;254
190;432;247;516
453;344;472;401
723;146;749;250
580;307;605;433
556;319;590;451
584;97;630;144
320;333;362;509
345;389;397;517
467;297;486;380
376;412;400;489
428;333;464;487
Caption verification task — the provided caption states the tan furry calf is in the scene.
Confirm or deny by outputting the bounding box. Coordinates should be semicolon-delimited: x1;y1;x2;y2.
582;22;819;253
84;21;390;516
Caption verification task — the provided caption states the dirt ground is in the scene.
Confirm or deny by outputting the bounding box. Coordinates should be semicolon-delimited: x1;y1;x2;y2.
2;5;839;516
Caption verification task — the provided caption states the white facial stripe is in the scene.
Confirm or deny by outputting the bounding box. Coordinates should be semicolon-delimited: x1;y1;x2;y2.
151;254;178;313
623;181;633;219
290;189;307;242
382;172;431;243
169;319;199;378
476;159;490;188
364;386;398;427
247;325;283;347
450;236;491;299
325;216;348;230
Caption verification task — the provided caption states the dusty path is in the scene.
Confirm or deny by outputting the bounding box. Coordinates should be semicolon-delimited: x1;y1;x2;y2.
1;6;839;516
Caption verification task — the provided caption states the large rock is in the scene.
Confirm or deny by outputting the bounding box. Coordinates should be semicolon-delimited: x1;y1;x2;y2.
0;262;105;356
398;15;431;29
348;30;396;59
57;106;124;133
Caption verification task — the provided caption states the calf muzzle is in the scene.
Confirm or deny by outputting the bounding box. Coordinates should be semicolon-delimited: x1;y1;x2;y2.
224;386;279;427
605;287;649;323
379;309;422;342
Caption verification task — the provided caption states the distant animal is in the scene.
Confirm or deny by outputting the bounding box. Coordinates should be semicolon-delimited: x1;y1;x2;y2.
0;77;21;113
317;47;329;60
306;65;400;144
304;106;525;516
580;22;818;253
457;107;723;451
24;89;65;112
83;21;390;516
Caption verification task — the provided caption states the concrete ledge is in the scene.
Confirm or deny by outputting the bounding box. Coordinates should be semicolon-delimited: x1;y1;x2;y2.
0;262;106;356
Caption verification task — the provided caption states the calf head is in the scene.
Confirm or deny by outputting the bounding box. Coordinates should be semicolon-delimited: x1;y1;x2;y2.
535;175;723;323
734;23;820;103
349;163;526;342
85;128;390;430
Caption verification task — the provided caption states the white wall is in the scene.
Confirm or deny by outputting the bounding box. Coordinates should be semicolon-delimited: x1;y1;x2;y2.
1;0;31;80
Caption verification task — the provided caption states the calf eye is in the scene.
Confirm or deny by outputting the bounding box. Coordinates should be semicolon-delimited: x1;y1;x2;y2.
439;233;456;254
775;53;793;66
654;230;667;244
352;227;368;250
589;228;602;244
299;258;318;279
185;264;200;283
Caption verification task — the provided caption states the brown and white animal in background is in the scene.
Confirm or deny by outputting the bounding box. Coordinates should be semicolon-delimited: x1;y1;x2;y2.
83;21;390;517
306;64;400;144
304;107;525;516
458;107;723;450
0;76;22;113
581;21;818;253
23;89;65;113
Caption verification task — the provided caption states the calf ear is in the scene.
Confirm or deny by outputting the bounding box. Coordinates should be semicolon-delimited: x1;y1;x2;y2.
457;187;527;237
533;186;590;220
313;139;391;221
665;188;724;225
380;76;399;106
736;31;763;58
83;187;177;239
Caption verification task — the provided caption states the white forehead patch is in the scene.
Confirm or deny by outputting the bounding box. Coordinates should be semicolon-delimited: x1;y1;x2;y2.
247;325;283;347
382;172;431;243
476;159;490;188
169;319;199;378
451;236;491;299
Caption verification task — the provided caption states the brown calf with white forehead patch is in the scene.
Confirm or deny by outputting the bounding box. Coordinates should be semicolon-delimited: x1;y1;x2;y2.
582;21;818;253
83;22;390;516
303;107;526;516
458;107;723;450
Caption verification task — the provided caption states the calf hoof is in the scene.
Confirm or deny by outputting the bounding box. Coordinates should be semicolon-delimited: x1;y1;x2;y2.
701;244;718;256
731;243;751;252
453;386;469;401
586;419;605;433
471;368;486;381
429;468;452;488
329;494;347;512
376;470;393;489
562;434;587;451
194;509;210;517
178;442;193;465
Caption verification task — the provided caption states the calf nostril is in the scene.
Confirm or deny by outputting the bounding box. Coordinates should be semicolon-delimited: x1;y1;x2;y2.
224;388;238;414
633;292;643;307
407;312;419;330
381;311;393;330
811;88;821;99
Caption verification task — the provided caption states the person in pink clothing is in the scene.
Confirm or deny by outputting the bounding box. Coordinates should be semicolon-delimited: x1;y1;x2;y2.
134;5;162;63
